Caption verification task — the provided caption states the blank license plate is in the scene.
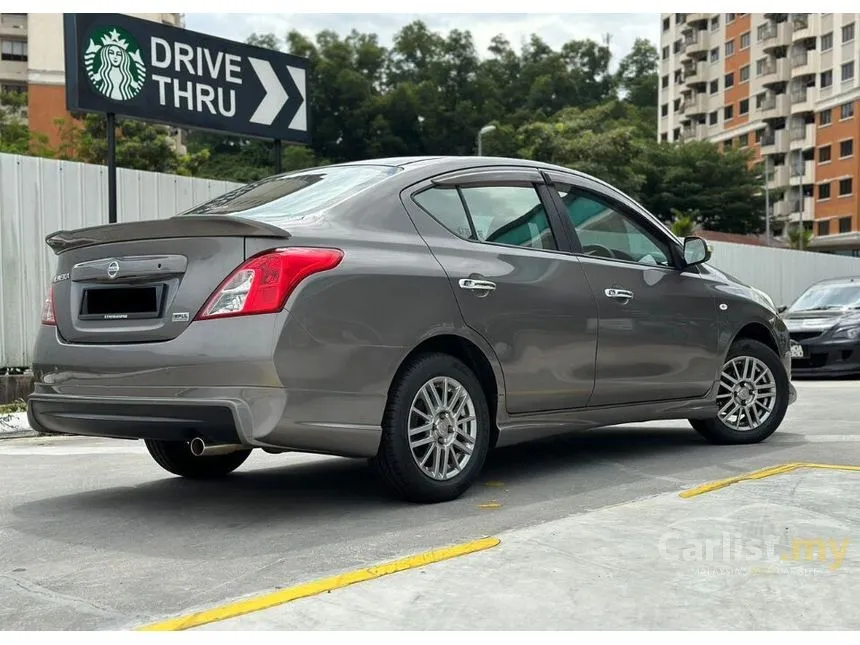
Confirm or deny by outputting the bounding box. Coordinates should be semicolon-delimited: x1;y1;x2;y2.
790;342;805;358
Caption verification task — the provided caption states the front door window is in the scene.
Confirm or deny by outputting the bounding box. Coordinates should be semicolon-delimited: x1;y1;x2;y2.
554;186;672;267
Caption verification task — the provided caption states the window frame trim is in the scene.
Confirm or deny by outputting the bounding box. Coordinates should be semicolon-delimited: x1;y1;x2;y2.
405;166;574;257
541;170;688;271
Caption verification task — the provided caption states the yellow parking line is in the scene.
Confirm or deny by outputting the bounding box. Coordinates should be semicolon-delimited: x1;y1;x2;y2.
136;536;501;631
680;463;860;499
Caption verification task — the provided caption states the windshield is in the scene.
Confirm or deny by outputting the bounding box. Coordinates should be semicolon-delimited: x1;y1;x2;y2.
789;282;860;311
180;165;400;221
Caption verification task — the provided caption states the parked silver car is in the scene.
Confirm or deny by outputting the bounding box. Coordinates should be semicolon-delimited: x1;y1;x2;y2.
29;156;797;502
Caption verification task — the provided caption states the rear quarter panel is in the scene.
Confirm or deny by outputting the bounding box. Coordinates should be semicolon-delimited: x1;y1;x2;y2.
244;186;493;429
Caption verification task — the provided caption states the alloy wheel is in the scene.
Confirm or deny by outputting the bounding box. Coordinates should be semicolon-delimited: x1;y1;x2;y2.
407;376;478;481
716;355;778;431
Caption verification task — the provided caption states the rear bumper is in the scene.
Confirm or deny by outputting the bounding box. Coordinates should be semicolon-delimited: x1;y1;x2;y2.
27;388;383;458
790;338;860;377
27;394;246;444
27;318;387;458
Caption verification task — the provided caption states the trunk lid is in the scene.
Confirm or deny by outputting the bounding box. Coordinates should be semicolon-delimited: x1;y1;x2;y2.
47;216;289;344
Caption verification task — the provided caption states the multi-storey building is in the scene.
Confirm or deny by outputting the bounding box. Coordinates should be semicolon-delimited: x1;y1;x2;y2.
1;13;185;151
659;13;860;256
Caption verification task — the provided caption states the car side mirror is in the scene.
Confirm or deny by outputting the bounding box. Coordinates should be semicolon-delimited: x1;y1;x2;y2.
777;305;787;314
682;236;711;267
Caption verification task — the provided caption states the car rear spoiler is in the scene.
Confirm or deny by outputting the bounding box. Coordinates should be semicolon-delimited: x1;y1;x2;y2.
45;215;291;254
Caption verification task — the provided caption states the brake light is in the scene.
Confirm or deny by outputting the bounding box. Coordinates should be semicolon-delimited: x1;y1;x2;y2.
196;247;344;320
41;285;56;326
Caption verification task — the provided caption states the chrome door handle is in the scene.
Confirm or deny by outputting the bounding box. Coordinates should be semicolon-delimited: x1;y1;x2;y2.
459;278;496;292
604;288;634;300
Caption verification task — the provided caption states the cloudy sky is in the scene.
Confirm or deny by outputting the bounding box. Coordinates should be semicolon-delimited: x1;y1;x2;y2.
185;13;660;68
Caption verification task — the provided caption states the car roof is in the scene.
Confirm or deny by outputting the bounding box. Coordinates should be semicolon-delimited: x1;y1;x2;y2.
316;155;681;243
328;155;610;184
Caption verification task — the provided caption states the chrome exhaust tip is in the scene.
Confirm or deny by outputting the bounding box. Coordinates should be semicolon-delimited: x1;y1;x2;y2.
189;437;245;457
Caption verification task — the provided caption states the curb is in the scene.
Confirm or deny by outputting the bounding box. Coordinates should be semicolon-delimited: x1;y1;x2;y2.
0;429;38;440
0;412;36;440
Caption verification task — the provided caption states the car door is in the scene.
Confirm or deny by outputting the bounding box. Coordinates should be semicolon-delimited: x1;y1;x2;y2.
401;166;599;415
543;170;720;407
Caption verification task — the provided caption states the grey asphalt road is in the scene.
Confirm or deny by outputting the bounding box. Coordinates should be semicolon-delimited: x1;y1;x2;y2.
1;380;858;631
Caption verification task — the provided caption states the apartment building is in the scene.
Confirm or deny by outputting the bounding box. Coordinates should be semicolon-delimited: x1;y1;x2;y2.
1;13;184;150
659;13;860;256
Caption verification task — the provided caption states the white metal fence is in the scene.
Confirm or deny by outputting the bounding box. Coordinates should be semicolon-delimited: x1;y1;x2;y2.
2;152;860;367
0;152;240;367
706;240;860;308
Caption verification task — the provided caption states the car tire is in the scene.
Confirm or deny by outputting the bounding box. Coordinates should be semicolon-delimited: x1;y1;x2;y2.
144;439;252;479
371;352;491;503
690;338;790;445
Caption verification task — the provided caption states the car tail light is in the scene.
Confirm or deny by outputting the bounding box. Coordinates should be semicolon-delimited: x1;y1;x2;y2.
41;285;56;326
196;247;344;320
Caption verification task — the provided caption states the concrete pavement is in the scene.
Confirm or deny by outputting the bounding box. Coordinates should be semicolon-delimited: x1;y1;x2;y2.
195;467;860;630
1;380;859;630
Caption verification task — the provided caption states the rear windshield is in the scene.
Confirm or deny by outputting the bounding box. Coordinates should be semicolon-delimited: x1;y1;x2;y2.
180;165;400;221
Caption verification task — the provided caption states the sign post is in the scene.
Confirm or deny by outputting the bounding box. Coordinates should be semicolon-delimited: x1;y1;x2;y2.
63;13;311;223
106;112;117;223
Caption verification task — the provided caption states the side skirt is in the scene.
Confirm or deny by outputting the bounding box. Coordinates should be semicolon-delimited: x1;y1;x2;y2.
494;394;718;449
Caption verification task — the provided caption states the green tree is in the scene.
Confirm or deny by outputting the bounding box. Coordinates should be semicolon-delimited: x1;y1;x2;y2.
186;24;629;178
386;21;490;156
54;114;207;174
635;141;766;234
515;101;654;196
245;32;282;50
0;90;51;156
515;100;765;234
787;225;813;250
669;208;700;236
616;38;659;110
183;32;322;181
283;28;389;162
0;90;31;154
11;19;767;239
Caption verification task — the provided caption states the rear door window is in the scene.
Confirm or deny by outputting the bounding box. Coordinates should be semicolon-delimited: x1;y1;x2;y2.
412;184;558;251
413;186;474;239
181;165;400;221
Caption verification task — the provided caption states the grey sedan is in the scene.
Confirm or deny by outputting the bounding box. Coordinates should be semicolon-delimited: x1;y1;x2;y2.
29;156;797;503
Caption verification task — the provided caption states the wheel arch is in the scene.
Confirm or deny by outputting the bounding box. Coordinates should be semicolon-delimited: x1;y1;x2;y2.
730;321;780;356
707;319;783;395
388;332;505;447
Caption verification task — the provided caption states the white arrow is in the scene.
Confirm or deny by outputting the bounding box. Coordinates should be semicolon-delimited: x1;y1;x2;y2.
287;65;307;132
248;57;288;126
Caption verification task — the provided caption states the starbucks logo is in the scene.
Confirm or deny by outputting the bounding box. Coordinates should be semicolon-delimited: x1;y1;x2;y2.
83;26;147;101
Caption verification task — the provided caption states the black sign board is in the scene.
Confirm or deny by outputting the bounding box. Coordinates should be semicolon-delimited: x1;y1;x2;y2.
63;13;310;144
